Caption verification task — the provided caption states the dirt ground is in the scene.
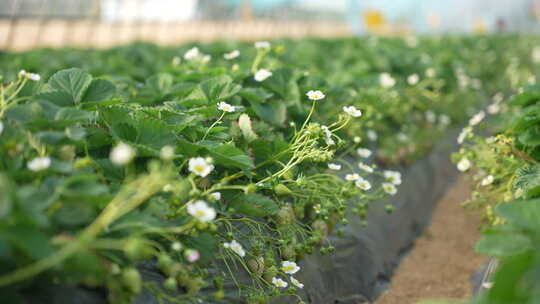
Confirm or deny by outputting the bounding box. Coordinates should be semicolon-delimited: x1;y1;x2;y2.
376;176;486;304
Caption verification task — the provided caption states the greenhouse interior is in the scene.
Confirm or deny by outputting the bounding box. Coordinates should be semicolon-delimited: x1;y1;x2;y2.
1;0;540;303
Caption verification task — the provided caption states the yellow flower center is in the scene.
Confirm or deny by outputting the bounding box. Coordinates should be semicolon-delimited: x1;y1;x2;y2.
194;165;205;173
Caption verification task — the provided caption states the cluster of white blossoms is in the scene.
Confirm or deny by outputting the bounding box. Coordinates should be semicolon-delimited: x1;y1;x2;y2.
272;260;304;289
357;148;372;158
110;142;135;166
469;111;486;126
457;127;473;145
27;156;51;172
19;70;41;81
321;125;335;146
254;69;273;82
358;162;374;173
188;157;214;177
328;163;342;170
355;178;372;191
187;200;216;222
183;47;211;63
255;41;271;50
223;240;246;257
306;90;325;101
343;106;362;117
379;73;396;88
217;101;236;112
457;157;472;172
407;74;420;85
223;50;240;60
481;175;494;186
384;170;402;185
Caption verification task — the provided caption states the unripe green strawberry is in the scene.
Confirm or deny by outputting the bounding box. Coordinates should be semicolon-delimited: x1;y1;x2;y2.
74;157;93;169
280;245;296;261
214;290;225;300
274;184;293;196
263;265;278;282
276;204;295;225
244;184;257;194
247;257;265;276
122;267;142;294
164;277;177;291
186;277;204;296
312;219;329;237
293;203;305;219
157;254;173;275
123;238;153;261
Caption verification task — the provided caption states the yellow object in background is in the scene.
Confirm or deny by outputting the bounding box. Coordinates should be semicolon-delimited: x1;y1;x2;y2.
473;19;487;34
363;10;386;33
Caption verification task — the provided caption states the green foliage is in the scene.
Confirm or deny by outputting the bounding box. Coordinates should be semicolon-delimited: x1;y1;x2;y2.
0;35;530;303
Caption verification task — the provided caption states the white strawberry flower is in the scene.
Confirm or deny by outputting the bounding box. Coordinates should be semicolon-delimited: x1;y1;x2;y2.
187;200;216;222
469;111;485;126
184;47;200;61
188;157;214;177
408;74;419;85
487;103;501;115
223;240;246;257
254;69;273;82
358;162;374;173
353;136;361;143
379;73;396;88
160;145;175;160
110;142;135;166
425;111;437;123
481;175;494;186
290;277;304;289
171;242;182;251
281;261;300;274
27;156;51;172
382;182;398;195
313;204;322;214
357;148;372;158
201;55;211;64
272;277;288;288
224;50;240;60
457;157;471;172
426;68;436;78
209;192;221;200
367;130;377;141
533;46;540;63
355;178;372;191
439;114;451;127
328;163;341;170
255;41;271;50
306;90;325;101
343;106;362;117
397;133;409;142
384;170;402;185
217;101;236;112
345;173;360;181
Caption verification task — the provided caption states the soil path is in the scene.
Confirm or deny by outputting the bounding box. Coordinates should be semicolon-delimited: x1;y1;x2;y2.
376;176;486;304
